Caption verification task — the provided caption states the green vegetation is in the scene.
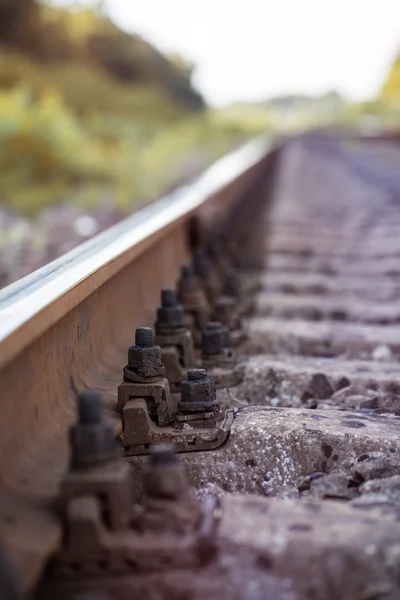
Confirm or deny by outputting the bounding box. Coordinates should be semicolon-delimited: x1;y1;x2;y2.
0;0;268;216
341;51;400;129
382;53;400;105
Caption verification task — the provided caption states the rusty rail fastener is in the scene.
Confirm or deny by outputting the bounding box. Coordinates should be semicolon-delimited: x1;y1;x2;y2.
70;391;120;470
212;295;247;347
202;322;230;357
141;444;204;533
178;368;219;415
155;289;186;333
128;326;165;379
201;322;244;388
177;265;210;348
118;326;175;439
60;392;132;536
42;402;218;594
118;328;233;455
207;235;231;285
143;443;188;498
155;289;196;393
223;267;255;317
193;248;222;305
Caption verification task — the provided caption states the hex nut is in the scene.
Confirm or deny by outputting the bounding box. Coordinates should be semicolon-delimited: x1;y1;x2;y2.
178;265;202;298
155;289;186;333
178;369;218;413
143;444;190;499
128;327;164;377
128;345;164;373
70;392;120;470
202;321;230;356
213;296;237;326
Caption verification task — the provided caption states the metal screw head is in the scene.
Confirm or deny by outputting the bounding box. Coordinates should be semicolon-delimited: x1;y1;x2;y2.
202;321;230;356
70;391;120;470
128;327;164;377
178;369;218;413
143;444;190;499
155;289;186;333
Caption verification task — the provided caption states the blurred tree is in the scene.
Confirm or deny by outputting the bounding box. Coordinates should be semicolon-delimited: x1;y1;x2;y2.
0;0;204;109
0;0;265;218
382;52;400;105
168;53;195;79
0;0;42;54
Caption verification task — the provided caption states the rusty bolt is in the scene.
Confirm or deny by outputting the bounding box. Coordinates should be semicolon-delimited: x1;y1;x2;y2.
70;391;120;470
143;444;190;499
178;368;218;413
177;265;203;298
128;327;164;378
193;249;211;280
202;321;230;357
155;289;185;334
213;296;237;327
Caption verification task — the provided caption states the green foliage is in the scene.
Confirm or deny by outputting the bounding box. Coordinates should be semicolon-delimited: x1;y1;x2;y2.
0;0;204;110
0;80;266;216
0;1;267;216
0;86;112;213
0;52;187;122
343;57;400;128
382;53;400;105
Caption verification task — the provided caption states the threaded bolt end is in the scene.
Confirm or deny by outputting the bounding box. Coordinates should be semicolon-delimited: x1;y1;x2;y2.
187;368;207;381
135;327;154;348
77;391;102;424
161;289;178;307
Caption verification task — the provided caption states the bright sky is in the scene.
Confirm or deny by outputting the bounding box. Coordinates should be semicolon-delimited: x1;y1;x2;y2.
103;0;400;106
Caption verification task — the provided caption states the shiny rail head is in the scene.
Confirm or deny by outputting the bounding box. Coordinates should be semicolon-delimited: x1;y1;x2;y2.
0;137;269;370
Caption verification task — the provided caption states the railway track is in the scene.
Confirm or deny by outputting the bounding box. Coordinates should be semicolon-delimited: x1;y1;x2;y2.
1;131;400;599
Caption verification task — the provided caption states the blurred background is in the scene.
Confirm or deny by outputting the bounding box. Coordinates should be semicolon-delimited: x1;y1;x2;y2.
0;0;399;288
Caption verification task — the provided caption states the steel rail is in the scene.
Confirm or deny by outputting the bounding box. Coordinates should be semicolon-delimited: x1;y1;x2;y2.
0;135;277;592
0;137;268;370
